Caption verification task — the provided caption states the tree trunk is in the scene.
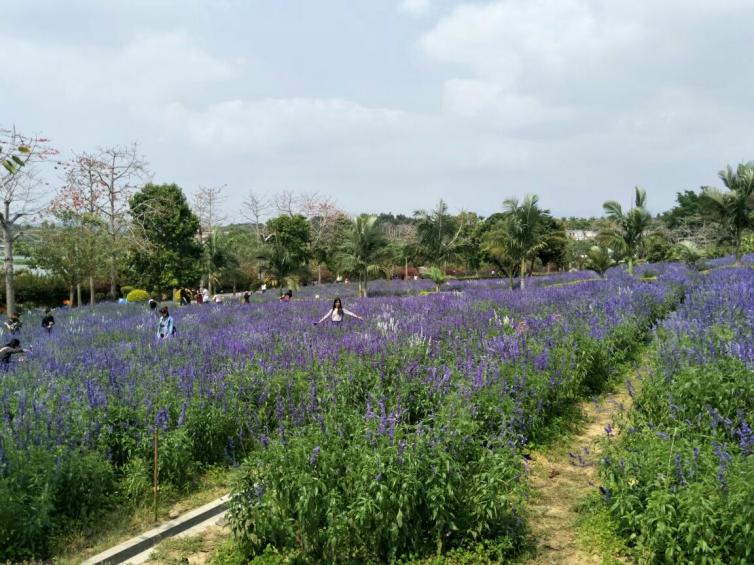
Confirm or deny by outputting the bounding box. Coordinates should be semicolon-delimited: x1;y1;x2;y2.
318;264;322;285
404;257;408;280
627;257;634;275
3;205;15;315
89;275;95;305
76;283;82;307
109;259;116;298
735;232;742;266
519;258;526;289
69;285;75;307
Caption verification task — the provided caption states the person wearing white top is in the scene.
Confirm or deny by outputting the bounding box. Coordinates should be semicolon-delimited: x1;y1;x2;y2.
314;297;363;325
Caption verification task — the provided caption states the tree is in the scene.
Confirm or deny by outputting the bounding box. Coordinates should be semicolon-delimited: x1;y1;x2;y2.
214;226;260;292
700;162;754;265
501;195;552;289
242;190;271;242
27;211;106;306
193;185;227;295
53;153;111;304
0;127;56;314
671;240;706;270
421;266;446;293
83;144;149;298
339;215;387;297
601;187;652;275
272;190;297;217
128;183;203;293
299;193;348;284
480;217;518;289
454;211;483;274
413;200;464;272
585;245;614;278
262;214;311;291
537;217;568;272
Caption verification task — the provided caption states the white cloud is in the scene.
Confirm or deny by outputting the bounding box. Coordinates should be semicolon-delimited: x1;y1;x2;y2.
163;98;405;153
0;30;234;108
398;0;431;17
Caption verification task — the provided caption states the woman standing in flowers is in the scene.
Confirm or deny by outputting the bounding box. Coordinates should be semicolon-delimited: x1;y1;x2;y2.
157;306;175;339
314;297;363;325
4;313;22;335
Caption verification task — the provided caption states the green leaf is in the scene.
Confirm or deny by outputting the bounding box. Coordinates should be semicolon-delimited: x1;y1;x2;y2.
3;159;16;174
17;145;31;153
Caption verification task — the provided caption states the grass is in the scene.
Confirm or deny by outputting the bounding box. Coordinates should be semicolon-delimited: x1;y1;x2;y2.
53;466;235;565
573;495;629;565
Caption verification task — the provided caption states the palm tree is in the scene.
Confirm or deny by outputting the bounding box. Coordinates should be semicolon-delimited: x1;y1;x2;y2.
413;200;463;272
672;240;706;270
420;266;446;293
501;195;552;289
586;245;614;278
480;219;518;289
700;162;754;265
258;238;306;292
601;187;651;275
339;215;387;297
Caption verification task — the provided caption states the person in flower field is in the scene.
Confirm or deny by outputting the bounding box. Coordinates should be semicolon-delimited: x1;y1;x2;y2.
157;306;175;339
41;309;55;333
0;338;27;364
314;297;363;325
4;313;22;335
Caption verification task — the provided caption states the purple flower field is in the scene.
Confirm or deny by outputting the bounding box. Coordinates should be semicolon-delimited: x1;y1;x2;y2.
0;268;685;560
601;266;754;562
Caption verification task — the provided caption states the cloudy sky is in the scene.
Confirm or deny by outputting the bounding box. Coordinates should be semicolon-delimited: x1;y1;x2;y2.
2;0;753;220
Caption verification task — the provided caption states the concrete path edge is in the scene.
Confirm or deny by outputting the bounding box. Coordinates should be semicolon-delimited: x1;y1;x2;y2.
81;495;230;565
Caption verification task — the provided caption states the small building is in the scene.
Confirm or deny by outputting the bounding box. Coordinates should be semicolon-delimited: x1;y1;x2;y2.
565;229;598;241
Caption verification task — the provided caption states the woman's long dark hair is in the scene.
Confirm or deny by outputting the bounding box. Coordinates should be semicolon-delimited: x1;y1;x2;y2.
332;297;343;314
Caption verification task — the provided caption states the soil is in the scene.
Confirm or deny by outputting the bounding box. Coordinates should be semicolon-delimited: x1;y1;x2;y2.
526;389;632;565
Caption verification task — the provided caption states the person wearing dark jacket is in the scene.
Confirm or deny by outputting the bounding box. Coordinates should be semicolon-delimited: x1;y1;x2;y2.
0;339;26;364
41;309;55;333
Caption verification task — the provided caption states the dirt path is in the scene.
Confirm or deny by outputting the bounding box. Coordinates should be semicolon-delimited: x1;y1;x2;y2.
526;384;635;565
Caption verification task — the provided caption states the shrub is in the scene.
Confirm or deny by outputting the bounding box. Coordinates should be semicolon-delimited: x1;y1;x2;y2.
229;407;528;563
126;289;150;302
120;285;134;297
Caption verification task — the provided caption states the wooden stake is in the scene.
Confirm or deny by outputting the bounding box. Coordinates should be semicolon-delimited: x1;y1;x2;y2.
153;428;159;523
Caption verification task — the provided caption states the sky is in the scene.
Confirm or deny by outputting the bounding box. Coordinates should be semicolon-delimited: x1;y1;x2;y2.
2;0;754;221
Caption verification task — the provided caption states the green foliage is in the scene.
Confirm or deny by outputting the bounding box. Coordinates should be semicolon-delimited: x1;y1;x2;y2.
700;162;754;264
586;245;614;278
0;272;69;308
126;289;150;302
0;447;115;560
493;195;554;289
671;240;706;269
421;266;447;292
601;187;652;275
338;214;388;297
229;409;527;564
601;351;754;561
413;200;463;267
261;215;311;290
660;190;706;230
128;183;203;291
